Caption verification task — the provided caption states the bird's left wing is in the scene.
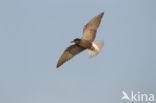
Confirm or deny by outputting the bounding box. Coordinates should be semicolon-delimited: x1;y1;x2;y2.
56;44;86;68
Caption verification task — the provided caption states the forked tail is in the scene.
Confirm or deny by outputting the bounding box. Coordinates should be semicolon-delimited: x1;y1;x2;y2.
88;40;104;58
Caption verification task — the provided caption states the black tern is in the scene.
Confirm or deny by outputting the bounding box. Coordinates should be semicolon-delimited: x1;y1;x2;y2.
56;12;104;68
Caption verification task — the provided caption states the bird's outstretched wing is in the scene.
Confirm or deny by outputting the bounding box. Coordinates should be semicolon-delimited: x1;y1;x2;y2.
56;44;86;68
81;12;104;42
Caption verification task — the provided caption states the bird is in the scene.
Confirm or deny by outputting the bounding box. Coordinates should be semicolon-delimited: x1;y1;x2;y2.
56;12;104;68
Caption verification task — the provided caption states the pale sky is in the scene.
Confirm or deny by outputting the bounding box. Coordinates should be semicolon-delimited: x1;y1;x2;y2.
0;0;156;103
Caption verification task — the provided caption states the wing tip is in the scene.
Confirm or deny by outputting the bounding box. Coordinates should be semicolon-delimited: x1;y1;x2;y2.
99;12;104;17
101;12;104;15
56;65;59;68
56;62;61;68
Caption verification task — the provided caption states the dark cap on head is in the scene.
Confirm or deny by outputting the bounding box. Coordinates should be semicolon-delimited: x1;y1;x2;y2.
71;38;81;44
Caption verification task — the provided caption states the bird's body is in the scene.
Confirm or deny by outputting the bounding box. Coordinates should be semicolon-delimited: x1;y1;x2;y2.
74;38;92;49
56;12;104;68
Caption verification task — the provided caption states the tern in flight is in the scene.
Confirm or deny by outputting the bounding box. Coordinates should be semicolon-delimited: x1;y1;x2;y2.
56;12;104;68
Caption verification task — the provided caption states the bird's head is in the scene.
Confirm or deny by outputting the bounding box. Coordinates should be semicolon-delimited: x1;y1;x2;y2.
70;38;81;44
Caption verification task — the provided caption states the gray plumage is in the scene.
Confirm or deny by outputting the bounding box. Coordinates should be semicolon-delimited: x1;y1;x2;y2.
56;12;104;68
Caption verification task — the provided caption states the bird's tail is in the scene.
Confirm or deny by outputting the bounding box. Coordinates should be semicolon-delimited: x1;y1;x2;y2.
88;40;104;58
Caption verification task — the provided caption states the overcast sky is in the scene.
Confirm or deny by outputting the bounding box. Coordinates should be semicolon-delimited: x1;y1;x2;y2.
0;0;156;103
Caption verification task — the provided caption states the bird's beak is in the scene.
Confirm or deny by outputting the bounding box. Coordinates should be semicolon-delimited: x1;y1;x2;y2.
70;41;74;43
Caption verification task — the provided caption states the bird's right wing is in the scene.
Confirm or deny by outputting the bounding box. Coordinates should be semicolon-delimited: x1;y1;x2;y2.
81;12;104;42
56;44;86;68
